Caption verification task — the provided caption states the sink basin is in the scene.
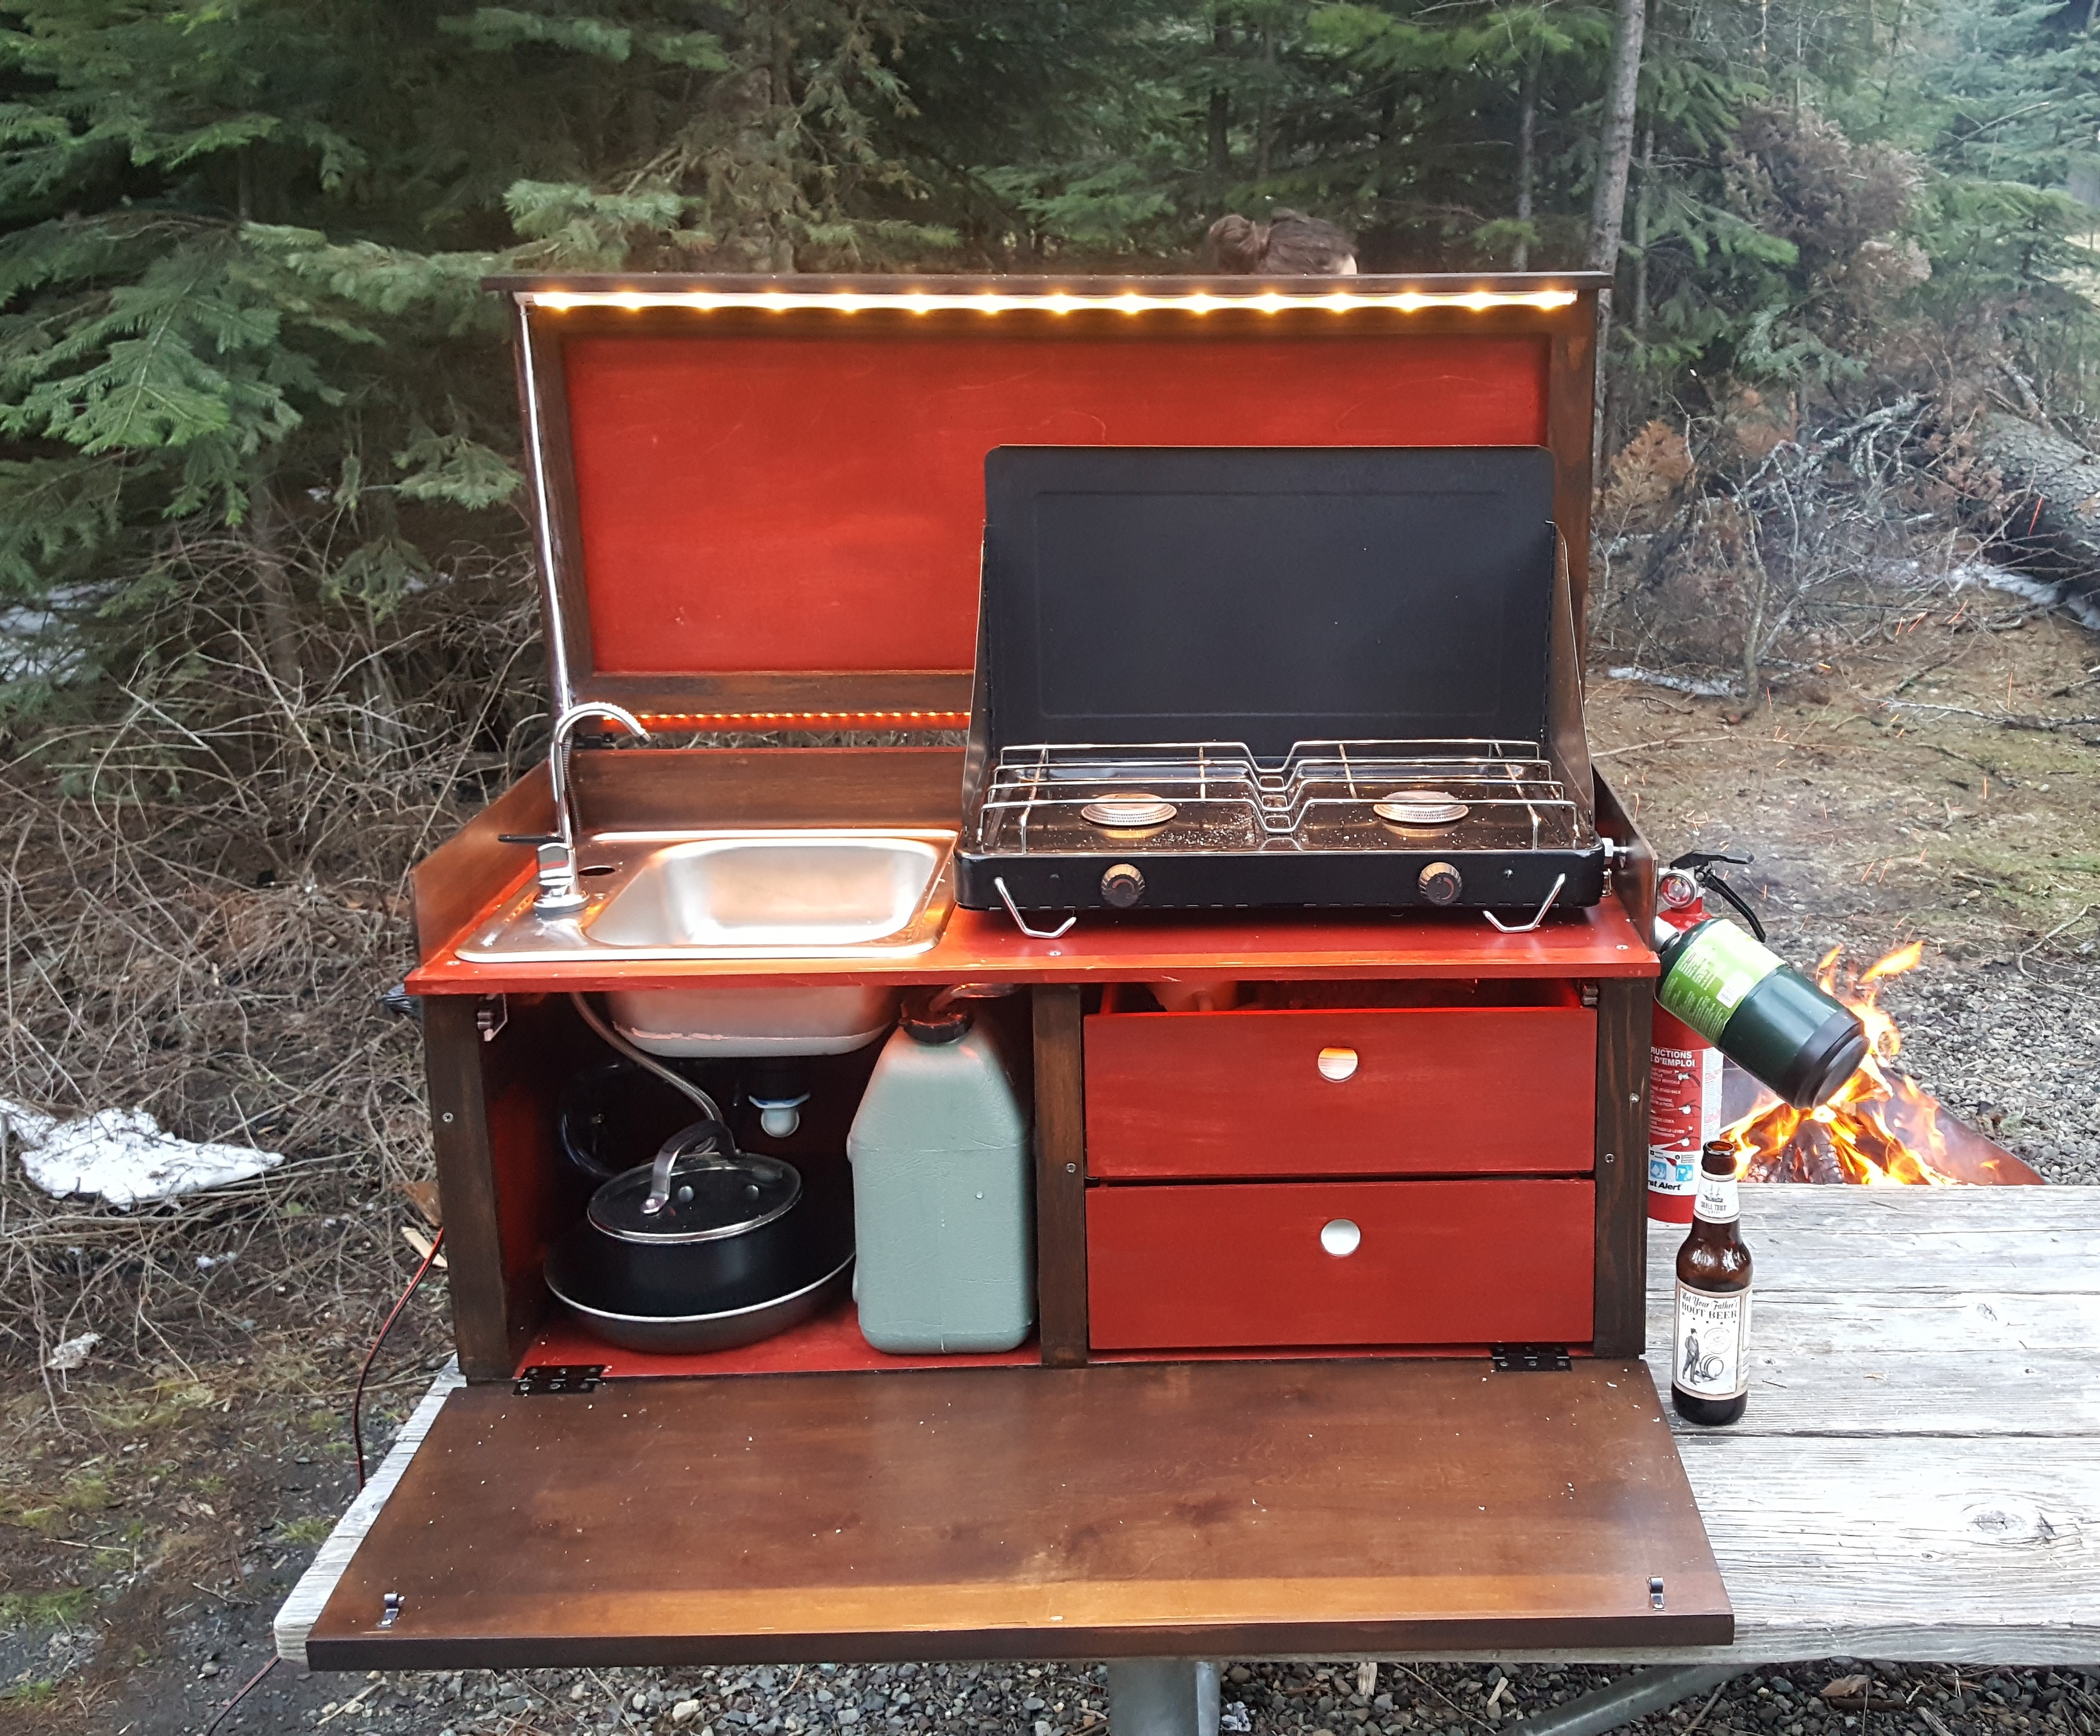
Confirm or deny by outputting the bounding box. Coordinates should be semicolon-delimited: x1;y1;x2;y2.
456;828;956;965
589;833;948;950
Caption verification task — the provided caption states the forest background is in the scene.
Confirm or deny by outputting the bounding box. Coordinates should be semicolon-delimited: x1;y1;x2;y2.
2;0;2099;1385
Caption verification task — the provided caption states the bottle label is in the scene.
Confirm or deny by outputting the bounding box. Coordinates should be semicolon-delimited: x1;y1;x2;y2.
1694;1169;1740;1223
1673;1281;1752;1400
1657;922;1785;1044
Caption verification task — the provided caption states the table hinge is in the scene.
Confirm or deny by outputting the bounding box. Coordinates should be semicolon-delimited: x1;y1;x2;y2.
515;1363;606;1396
1491;1343;1572;1372
476;994;508;1042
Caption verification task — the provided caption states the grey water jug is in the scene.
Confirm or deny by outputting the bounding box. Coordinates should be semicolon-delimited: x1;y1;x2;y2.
846;995;1034;1353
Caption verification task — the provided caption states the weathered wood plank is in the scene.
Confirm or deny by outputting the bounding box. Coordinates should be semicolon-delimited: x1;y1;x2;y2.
275;1363;465;1666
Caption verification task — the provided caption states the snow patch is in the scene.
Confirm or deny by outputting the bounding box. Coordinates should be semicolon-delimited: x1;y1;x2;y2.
1606;664;1742;698
1;1099;282;1207
1947;559;2100;630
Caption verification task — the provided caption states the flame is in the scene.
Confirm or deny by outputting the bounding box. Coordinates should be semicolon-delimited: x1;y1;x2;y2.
1719;941;2037;1186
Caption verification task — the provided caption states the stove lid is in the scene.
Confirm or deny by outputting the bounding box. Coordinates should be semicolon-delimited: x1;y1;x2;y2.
490;274;1603;730
975;445;1558;760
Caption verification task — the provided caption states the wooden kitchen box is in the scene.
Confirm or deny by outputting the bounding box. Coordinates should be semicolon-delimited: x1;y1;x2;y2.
296;274;1731;1670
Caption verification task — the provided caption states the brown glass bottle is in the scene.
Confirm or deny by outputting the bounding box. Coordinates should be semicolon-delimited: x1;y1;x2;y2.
1671;1141;1753;1426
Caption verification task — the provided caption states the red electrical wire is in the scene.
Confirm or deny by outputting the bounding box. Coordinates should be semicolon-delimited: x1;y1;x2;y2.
203;1654;281;1735
351;1227;445;1489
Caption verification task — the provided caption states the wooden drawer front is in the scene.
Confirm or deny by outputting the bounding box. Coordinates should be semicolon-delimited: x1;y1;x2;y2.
1084;1006;1596;1179
1087;1178;1594;1349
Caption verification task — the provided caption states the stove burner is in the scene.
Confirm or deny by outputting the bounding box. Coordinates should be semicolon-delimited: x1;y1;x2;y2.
1373;791;1469;828
1081;793;1179;830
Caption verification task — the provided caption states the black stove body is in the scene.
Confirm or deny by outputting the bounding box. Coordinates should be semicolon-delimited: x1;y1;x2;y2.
956;446;1606;917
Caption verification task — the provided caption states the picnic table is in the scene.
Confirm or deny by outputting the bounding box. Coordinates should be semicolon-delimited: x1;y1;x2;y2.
278;1185;2100;1682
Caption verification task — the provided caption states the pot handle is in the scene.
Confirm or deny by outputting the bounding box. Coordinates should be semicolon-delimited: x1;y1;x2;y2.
641;1117;731;1217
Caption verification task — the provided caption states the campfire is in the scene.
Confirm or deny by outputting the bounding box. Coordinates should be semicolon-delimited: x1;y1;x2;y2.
1721;941;2042;1185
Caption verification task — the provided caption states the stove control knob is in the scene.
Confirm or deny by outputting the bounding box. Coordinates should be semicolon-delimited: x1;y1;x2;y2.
1418;861;1463;906
1101;862;1146;908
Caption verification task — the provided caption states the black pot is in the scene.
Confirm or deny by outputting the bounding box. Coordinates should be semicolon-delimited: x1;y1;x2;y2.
545;1119;854;1353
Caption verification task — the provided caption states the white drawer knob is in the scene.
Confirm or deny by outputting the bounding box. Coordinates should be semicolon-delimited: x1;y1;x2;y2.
1320;1218;1362;1257
1317;1045;1358;1082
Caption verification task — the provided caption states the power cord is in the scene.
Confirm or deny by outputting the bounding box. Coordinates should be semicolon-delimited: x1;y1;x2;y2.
202;1654;281;1735
351;1225;445;1489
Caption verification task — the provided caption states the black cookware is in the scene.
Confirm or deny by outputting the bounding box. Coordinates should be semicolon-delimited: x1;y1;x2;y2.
545;1118;854;1353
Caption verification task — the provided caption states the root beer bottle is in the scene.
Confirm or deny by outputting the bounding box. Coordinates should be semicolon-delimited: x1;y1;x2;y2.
1672;1142;1753;1426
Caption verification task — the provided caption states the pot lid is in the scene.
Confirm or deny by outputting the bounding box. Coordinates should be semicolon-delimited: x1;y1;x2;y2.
588;1140;803;1245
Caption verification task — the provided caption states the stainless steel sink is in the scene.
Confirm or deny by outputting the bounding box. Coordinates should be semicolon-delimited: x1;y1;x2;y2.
591;833;947;950
457;828;957;964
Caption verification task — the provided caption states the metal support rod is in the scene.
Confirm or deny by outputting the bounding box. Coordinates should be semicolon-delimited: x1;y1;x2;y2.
1106;1660;1221;1736
1512;1666;1738;1736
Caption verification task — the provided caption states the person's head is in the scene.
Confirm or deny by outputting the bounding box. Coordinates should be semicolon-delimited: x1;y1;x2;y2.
1207;208;1358;276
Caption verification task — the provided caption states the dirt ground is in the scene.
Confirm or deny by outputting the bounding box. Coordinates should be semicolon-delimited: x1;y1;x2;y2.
2;587;2096;1736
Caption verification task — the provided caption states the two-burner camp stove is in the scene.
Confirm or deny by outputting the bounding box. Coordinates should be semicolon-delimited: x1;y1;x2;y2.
956;444;1608;921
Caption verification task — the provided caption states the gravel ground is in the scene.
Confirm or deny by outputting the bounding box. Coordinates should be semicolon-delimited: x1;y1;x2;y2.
114;1652;2100;1736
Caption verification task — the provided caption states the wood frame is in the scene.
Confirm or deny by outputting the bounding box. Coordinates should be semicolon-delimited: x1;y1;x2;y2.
501;272;1607;724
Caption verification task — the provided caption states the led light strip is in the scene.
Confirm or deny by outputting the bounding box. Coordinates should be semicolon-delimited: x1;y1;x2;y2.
525;287;1577;315
638;710;971;728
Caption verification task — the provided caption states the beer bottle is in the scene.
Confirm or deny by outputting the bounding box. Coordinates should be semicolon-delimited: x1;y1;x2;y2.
1672;1142;1753;1426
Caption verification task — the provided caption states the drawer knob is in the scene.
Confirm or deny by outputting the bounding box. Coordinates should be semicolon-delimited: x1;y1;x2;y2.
1317;1045;1358;1082
1320;1218;1362;1257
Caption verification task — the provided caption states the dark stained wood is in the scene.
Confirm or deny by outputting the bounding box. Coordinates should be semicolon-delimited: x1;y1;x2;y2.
408;768;552;965
427;992;591;1381
1591;977;1653;1357
1032;985;1089;1366
1088;1179;1594;1350
567;745;965;832
423;996;512;1381
1083;1004;1596;1180
1595;771;1657;939
1548;293;1600;647
305;1357;1729;1667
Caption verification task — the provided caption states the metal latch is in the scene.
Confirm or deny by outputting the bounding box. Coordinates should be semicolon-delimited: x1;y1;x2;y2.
379;1591;403;1628
1650;1576;1667;1609
515;1364;606;1396
1491;1344;1572;1372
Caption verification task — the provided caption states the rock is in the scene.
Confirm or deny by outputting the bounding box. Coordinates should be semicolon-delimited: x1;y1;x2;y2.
673;1702;703;1725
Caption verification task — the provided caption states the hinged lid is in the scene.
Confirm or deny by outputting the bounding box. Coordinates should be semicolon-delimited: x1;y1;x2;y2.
491;273;1605;729
975;444;1557;759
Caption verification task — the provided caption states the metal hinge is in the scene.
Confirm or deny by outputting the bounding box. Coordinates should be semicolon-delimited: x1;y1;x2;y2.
1491;1344;1573;1372
514;1363;606;1396
476;994;508;1043
1579;982;1600;1008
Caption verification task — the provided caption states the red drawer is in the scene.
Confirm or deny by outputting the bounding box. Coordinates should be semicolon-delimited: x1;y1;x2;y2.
1087;1178;1595;1349
1084;1005;1596;1179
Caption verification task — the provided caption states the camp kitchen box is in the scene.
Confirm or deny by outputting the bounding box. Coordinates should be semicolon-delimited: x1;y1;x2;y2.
278;273;1732;1671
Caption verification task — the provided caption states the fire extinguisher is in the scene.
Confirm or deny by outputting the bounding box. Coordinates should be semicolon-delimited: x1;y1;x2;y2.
1648;851;1761;1224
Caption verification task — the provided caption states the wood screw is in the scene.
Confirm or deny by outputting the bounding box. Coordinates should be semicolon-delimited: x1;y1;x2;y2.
441;1112;454;1123
1065;1162;1077;1173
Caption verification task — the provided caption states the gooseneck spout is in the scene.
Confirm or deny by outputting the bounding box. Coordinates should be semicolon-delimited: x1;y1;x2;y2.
533;702;649;912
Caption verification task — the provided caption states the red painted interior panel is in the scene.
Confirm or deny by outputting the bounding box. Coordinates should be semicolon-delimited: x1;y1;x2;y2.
562;330;1549;676
1087;1178;1595;1350
1084;1004;1596;1180
522;1297;1039;1380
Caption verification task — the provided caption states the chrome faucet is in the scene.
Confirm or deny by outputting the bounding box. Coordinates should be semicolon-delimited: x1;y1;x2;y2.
530;702;649;912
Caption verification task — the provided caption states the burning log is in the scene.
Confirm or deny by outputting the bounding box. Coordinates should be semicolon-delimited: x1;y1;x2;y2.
1723;942;2044;1186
